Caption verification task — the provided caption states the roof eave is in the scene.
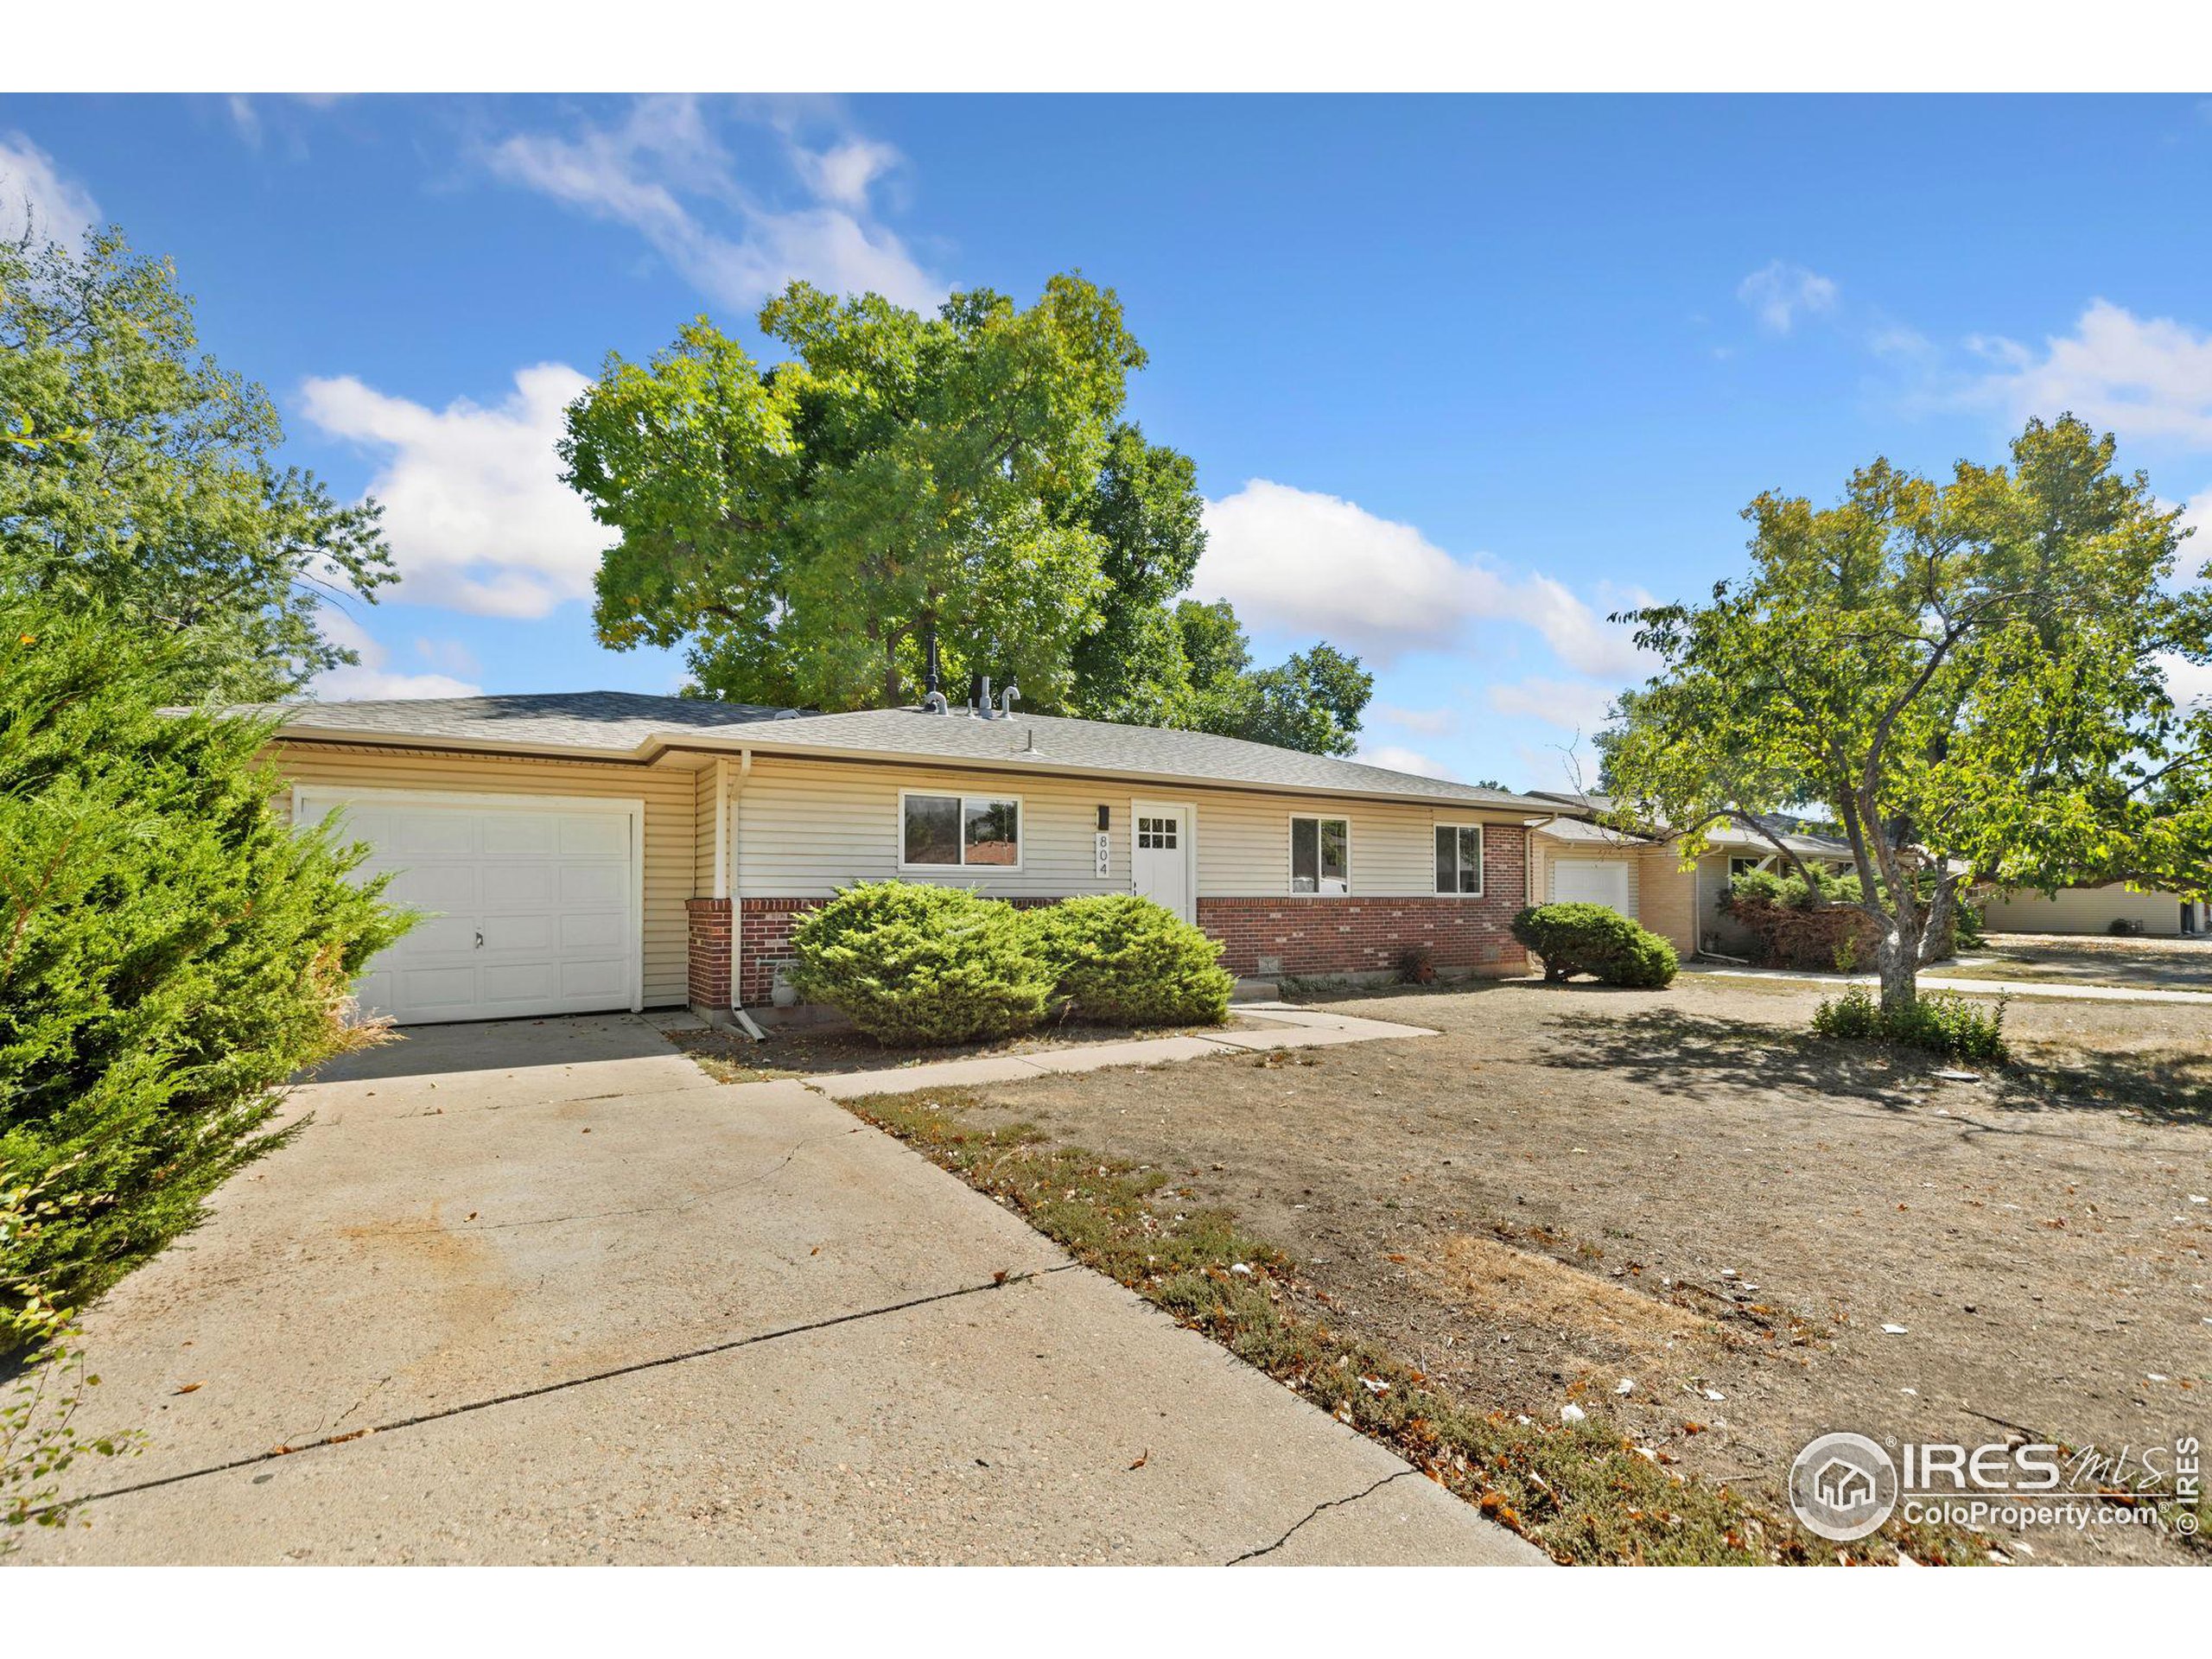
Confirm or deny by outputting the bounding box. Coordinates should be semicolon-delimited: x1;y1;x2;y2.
263;720;1565;813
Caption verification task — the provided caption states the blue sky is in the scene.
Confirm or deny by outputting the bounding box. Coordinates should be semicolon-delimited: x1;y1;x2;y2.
5;92;2210;791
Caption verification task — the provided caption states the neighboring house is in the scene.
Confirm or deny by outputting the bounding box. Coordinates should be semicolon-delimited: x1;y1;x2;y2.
1522;790;1856;957
240;691;1565;1025
1976;882;2204;938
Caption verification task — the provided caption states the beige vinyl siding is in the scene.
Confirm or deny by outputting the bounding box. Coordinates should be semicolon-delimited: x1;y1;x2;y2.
1635;847;1699;952
694;761;722;896
1980;883;2185;937
734;755;1527;899
272;744;702;1007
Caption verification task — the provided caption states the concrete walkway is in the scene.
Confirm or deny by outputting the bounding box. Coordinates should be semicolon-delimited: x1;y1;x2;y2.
805;1002;1438;1099
1683;961;2212;1005
21;1012;1533;1566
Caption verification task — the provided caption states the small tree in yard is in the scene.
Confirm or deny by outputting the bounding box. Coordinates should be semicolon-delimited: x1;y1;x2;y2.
1602;416;2212;1016
0;601;410;1334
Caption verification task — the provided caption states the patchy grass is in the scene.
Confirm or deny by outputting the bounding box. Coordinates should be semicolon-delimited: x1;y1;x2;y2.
843;1085;1994;1566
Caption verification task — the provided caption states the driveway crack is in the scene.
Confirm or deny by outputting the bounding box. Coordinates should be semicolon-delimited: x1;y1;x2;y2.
41;1262;1077;1519
1225;1467;1418;1565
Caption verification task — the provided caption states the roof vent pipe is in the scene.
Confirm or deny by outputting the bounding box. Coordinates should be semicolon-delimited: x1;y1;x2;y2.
974;676;995;719
921;623;944;709
999;683;1020;719
920;690;950;715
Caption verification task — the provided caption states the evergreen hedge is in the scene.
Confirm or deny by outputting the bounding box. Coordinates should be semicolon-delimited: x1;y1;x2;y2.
1028;893;1233;1026
1;606;409;1340
788;882;1055;1045
1510;902;1678;988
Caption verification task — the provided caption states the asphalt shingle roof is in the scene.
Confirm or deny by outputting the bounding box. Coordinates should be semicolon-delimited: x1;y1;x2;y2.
241;691;1560;810
1527;789;1856;859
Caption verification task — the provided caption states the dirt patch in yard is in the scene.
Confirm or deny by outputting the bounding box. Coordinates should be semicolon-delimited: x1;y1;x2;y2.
921;975;2209;1564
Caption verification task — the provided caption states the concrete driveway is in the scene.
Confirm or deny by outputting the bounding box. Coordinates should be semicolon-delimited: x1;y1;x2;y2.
22;1015;1537;1565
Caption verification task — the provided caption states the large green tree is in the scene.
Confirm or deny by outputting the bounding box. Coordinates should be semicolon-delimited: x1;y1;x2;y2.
1;226;392;701
1601;416;2211;1014
563;276;1376;752
1171;600;1374;756
565;277;1137;712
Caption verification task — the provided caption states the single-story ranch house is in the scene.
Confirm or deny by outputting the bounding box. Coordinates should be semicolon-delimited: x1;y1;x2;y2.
1523;790;1855;957
245;691;1567;1025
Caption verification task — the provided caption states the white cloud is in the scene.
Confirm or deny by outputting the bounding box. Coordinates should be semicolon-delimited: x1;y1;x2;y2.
300;363;605;618
486;96;938;313
1357;744;1452;780
2162;652;2212;713
1373;702;1452;735
412;636;480;677
1195;478;1656;677
226;94;261;148
794;137;901;210
0;130;98;247
1486;676;1621;735
1738;260;1839;334
1971;300;2212;448
314;608;481;701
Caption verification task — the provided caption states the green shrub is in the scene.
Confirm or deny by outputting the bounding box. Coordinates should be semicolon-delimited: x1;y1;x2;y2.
1510;902;1679;988
1028;894;1234;1027
1812;987;2009;1063
1;605;410;1341
1809;986;1881;1041
788;881;1054;1046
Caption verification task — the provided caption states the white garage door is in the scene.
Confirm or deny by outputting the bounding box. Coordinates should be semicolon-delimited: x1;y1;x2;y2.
1552;857;1634;917
297;791;641;1026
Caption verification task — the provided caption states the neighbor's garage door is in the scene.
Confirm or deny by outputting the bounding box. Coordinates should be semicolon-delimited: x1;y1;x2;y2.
1551;857;1634;918
296;790;641;1025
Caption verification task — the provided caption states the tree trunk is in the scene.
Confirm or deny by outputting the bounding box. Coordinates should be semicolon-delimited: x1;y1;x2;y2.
1876;922;1919;1016
1920;874;1961;967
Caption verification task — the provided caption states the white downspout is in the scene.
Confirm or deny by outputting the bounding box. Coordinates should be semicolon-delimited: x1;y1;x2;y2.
729;751;750;1012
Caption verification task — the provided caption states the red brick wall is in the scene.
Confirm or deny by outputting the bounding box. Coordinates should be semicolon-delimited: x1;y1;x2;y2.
738;896;813;1007
684;897;732;1009
730;824;1529;1002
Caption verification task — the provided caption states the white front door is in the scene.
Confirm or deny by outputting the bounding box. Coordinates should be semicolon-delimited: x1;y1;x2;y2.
296;790;641;1025
1131;800;1193;922
1553;857;1634;918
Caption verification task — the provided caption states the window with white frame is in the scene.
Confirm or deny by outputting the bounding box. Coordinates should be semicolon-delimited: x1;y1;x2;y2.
1728;855;1767;880
1434;824;1484;895
1290;815;1350;893
901;791;1022;869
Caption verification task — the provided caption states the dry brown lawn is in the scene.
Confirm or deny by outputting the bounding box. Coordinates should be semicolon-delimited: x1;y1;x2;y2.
936;973;2211;1564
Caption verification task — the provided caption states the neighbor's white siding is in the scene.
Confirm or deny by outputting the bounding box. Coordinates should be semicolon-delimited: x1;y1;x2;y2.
730;754;1521;899
1979;883;2187;937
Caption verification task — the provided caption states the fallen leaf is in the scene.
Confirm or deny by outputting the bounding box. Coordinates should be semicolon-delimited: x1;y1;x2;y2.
1128;1448;1149;1471
173;1381;204;1395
